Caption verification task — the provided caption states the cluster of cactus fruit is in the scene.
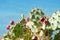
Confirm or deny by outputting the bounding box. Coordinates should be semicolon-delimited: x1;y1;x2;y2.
1;8;60;40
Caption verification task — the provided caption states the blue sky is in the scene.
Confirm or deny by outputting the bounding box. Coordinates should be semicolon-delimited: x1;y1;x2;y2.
0;0;60;36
